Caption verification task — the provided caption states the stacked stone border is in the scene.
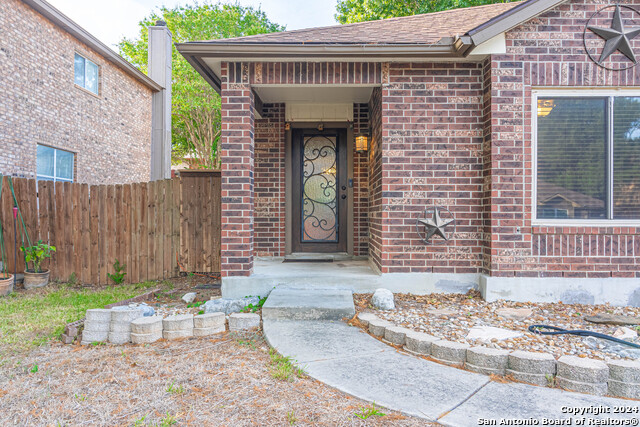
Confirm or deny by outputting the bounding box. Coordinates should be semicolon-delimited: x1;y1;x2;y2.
60;288;162;344
357;312;640;400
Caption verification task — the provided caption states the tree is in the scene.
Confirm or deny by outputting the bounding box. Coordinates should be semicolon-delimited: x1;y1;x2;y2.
118;3;284;167
335;0;515;24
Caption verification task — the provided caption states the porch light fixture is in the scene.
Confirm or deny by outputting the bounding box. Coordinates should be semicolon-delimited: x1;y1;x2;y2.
355;134;369;153
537;99;555;117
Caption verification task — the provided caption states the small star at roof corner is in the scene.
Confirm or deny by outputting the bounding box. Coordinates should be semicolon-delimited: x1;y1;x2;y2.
588;4;640;64
418;207;455;241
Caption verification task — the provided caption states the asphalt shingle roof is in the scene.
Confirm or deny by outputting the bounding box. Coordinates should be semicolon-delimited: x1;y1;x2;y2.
196;2;523;45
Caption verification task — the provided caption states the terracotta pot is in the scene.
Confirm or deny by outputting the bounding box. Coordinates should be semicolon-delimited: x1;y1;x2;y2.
0;273;13;296
23;269;50;289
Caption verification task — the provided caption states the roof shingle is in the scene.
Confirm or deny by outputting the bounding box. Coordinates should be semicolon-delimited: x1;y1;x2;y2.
194;1;523;45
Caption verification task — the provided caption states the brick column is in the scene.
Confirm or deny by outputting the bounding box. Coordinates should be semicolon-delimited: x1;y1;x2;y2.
220;63;255;277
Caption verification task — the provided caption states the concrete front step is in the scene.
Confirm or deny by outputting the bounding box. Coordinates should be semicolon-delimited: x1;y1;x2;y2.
262;287;356;321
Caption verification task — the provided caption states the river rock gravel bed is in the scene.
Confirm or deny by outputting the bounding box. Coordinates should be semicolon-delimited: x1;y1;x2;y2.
355;291;640;361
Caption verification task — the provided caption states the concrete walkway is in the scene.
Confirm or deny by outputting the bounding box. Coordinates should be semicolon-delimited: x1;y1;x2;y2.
263;319;640;425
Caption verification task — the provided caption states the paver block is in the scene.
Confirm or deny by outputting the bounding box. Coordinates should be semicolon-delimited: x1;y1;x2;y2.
111;308;144;323
60;333;74;344
194;325;226;337
109;321;134;333
81;329;109;344
608;379;640;399
368;319;391;337
607;359;640;383
508;350;556;375
556;376;608;396
466;346;510;375
83;321;110;333
163;314;194;331
163;328;193;340
194;312;225;329
357;312;378;327
505;369;552;386
131;316;163;334
431;340;469;365
557;355;609;383
229;313;260;332
108;331;131;344
86;309;111;322
131;331;163;344
404;331;438;355
384;326;409;345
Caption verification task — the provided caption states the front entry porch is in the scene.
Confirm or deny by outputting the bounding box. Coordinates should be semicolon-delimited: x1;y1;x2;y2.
221;257;479;298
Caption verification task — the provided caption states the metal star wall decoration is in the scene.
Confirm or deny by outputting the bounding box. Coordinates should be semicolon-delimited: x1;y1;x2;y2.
416;206;456;244
588;5;640;64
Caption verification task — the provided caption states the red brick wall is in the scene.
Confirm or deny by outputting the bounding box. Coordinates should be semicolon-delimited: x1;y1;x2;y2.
254;103;285;257
484;0;640;278
0;0;153;184
225;62;382;85
353;103;370;257
368;87;384;271
378;63;485;274
220;62;255;277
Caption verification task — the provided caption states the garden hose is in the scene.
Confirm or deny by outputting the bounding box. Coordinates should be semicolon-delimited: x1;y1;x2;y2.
528;324;640;349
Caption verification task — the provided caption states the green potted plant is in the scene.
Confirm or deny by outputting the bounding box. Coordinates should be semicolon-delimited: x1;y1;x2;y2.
0;262;12;296
20;240;56;289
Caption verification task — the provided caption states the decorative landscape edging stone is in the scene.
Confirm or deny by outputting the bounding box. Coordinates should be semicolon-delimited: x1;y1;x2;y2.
356;312;640;400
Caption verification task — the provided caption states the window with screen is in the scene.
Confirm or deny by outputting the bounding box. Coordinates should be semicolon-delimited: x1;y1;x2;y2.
74;53;99;95
37;145;74;182
536;95;640;221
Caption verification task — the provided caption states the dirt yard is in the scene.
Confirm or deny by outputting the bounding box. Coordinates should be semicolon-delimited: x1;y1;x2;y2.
0;331;428;426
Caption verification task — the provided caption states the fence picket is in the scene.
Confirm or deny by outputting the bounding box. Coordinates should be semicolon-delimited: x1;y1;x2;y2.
0;173;220;286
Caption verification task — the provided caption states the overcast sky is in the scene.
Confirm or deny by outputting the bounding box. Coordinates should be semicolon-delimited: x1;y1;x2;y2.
47;0;339;49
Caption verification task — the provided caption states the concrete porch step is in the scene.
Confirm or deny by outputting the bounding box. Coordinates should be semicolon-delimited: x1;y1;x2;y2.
262;287;356;321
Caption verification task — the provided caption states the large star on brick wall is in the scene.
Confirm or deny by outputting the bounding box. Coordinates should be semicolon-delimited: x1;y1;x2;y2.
588;5;640;64
417;207;455;242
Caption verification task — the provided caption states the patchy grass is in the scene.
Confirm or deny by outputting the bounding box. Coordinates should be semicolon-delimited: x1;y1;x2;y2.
0;336;426;425
354;402;386;420
0;281;156;360
269;348;306;381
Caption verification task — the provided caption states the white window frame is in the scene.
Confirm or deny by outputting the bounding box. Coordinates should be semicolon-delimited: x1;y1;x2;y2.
37;145;75;183
532;88;640;226
74;52;99;95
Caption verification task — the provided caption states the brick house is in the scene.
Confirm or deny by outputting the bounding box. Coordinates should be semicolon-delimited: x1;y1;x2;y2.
0;0;172;185
178;0;640;306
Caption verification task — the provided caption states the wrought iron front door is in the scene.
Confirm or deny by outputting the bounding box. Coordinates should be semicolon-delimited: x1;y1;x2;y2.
292;128;348;253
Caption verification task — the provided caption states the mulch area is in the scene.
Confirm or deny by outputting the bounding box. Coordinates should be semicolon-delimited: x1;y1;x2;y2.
355;291;640;360
0;334;429;426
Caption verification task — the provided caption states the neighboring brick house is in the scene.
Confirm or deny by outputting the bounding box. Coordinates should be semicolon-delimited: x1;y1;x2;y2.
178;0;640;306
0;0;172;185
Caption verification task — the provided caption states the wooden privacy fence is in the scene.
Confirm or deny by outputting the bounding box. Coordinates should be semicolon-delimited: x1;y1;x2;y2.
0;171;221;285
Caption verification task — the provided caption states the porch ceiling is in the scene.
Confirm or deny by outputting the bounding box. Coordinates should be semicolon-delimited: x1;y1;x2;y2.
254;86;374;104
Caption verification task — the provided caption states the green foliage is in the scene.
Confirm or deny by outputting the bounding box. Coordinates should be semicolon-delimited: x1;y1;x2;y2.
286;410;297;425
186;301;204;308
107;260;127;285
29;363;38;373
20;240;56;273
241;296;267;313
118;2;284;164
335;0;517;23
354;402;386;420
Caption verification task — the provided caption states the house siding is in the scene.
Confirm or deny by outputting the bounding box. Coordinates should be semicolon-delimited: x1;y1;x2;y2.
379;63;485;274
254;103;286;257
484;0;640;278
0;0;153;185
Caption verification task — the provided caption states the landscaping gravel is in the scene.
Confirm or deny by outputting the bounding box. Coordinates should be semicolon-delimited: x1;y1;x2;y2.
355;291;640;361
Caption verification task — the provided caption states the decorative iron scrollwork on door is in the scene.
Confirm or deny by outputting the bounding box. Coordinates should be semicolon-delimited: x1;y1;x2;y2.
301;135;338;242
